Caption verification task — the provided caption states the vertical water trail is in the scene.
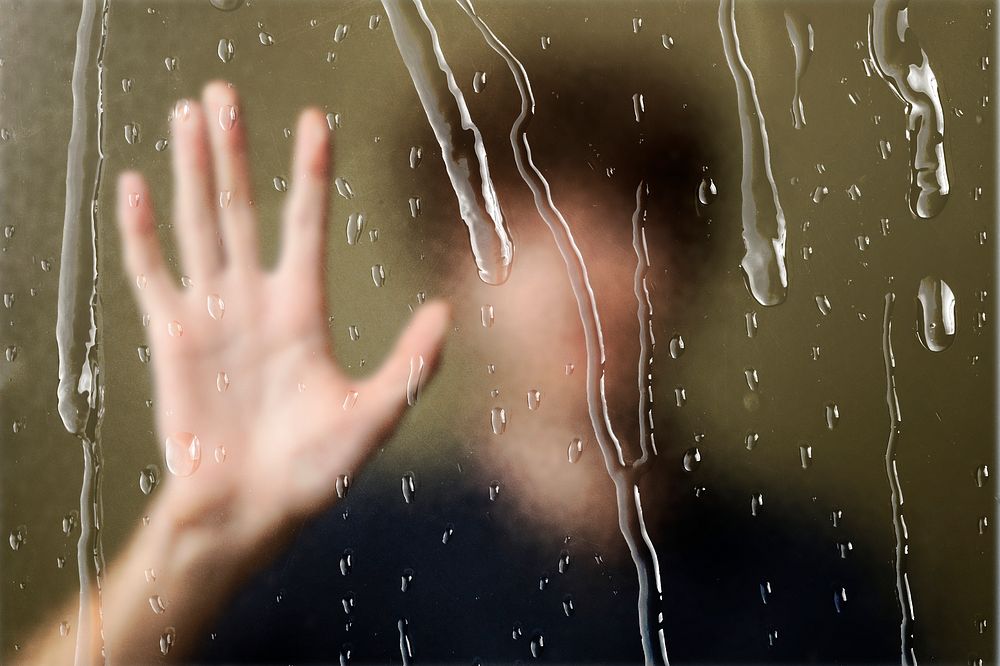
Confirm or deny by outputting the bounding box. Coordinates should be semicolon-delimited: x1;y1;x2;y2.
882;293;916;665
381;0;514;285
869;0;950;219
631;182;657;470
718;0;789;307
454;3;667;662
56;0;110;662
784;10;813;130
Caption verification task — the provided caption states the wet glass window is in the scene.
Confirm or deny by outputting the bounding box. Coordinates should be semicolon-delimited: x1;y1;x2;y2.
1;0;995;664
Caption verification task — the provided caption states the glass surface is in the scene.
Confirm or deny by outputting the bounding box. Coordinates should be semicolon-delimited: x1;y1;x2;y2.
0;0;995;663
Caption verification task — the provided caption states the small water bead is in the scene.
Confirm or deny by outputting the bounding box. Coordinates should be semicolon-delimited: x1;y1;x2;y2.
815;294;832;316
334;23;350;43
567;437;584;463
164;56;178;72
371;264;385;288
203;294;226;321
218;104;238;131
159;627;176;656
530;631;545;658
8;525;26;551
59;621;70;637
825;403;840;430
750;493;764;517
217;38;235;63
488;480;501;501
472;70;488;93
441;523;455;544
336;474;351;499
58;511;78;538
164;432;201;477
273;176;287;192
661;34;675;49
540;35;551;50
339;549;353;576
632;92;645;122
408;146;422;169
149;595;167;614
335;177;354;199
342;390;359;410
155;138;169;152
139;464;160;495
124;122;141;145
406;355;425;407
216;371;229;393
172;99;190;122
5;346;15;362
348;325;360;341
697;177;717;205
400;567;415;592
481;304;495;328
744;368;760;392
878;138;892;160
557;549;570;574
526;389;542;411
167;320;183;337
682;447;702;472
562;594;576;617
833;587;847;613
667;333;686;359
326;113;341;131
258;31;274;46
799;444;814;469
811;185;829;203
368;14;381;30
121;78;133;93
976;464;990;488
408;196;422;218
346;213;365;245
210;0;244;9
916;276;957;352
180;275;194;288
491;407;507;435
674;387;687;407
127;191;142;209
401;472;416;503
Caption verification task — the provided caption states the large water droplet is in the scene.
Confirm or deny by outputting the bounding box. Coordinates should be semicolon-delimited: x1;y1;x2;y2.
916;276;957;352
682;447;702;472
164;432;201;477
207;294;225;320
526;389;542;411
567;437;584;463
491;407;507;435
217;38;235;62
697;177;717;205
139;464;160;495
210;0;244;9
815;294;832;316
669;333;686;359
825;402;840;430
335;177;354;199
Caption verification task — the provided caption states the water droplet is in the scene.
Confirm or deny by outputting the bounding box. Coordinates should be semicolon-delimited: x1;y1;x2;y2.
216;371;229;393
346;213;365;245
488;480;501;501
339;549;353;576
408;145;423;169
60;511;79;537
5;346;15;362
59;621;70;637
540;35;551;50
401;568;414;591
408;196;421;218
121;78;133;93
825;403;840;430
368;14;381;30
750;493;764;517
258;31;274;46
632;92;645;122
661;34;675;49
273;176;287;192
744;368;760;392
799;444;813;469
334;23;350;43
491;407;507;435
401;471;416;503
217;38;235;63
164;56;178;72
441;523;455;544
336;474;351;498
342;390;359;411
512;621;525;640
916;276;957;352
139;464;159;495
846;183;862;201
976;464;990;488
149;595;167;614
526;389;541;411
815;294;832;316
164;432;201;477
128;192;141;208
348;324;360;341
567;437;584;463
218;104;238;131
557;549;570;574
371;264;386;288
124;122;141;145
155;138;168;152
834;587;847;613
759;580;772;604
632;16;643;33
481;304;495;328
530;631;545;658
674;386;687;407
210;0;244;9
472;71;487;93
207;294;225;320
697;177;717;205
159;627;176;655
335;177;354;199
811;185;829;203
167;320;183;337
8;525;26;551
3;292;13;309
682;447;702;472
669;333;686;359
180;275;194;288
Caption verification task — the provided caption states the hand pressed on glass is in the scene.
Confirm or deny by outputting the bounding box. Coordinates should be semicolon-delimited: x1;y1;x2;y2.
18;81;449;664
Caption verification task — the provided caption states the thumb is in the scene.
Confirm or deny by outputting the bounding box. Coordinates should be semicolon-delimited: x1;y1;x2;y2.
361;299;451;428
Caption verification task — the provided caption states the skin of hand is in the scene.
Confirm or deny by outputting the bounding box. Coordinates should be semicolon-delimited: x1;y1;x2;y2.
17;81;450;664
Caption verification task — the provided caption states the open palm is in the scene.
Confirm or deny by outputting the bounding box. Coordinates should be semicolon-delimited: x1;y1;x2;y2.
116;81;449;552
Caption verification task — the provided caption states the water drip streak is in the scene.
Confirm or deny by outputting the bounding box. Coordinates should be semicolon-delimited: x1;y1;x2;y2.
631;182;657;471
55;0;110;662
456;2;667;662
382;0;514;285
882;293;915;665
784;10;813;130
869;0;950;219
718;0;789;307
